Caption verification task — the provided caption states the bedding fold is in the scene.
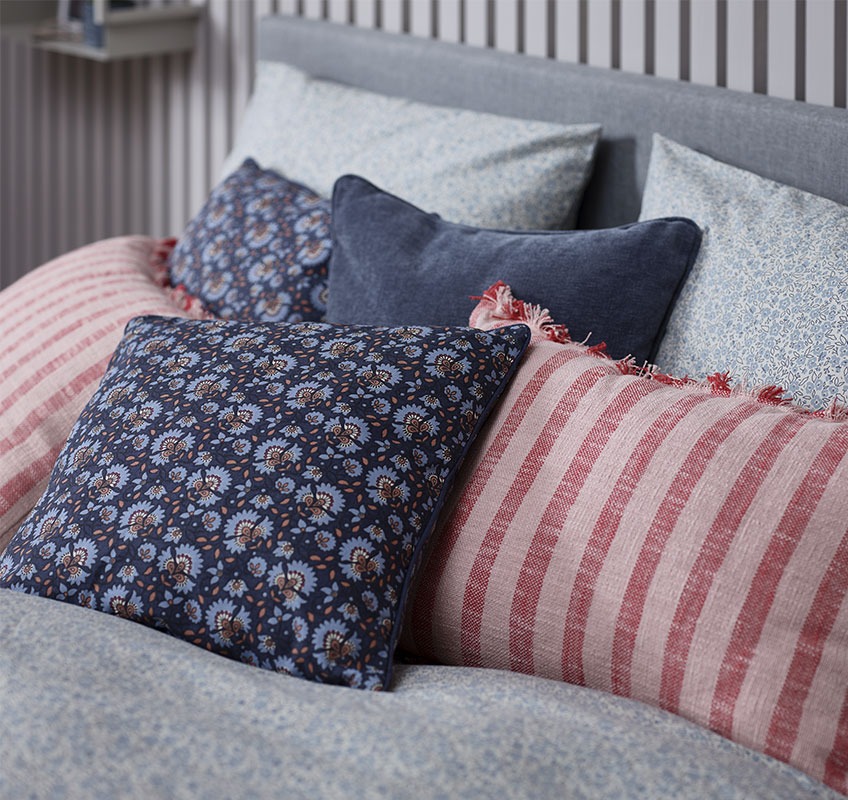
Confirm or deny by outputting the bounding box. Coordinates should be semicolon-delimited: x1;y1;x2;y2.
0;589;837;800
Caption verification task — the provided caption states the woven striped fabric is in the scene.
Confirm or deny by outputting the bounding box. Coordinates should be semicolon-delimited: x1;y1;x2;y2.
403;284;848;793
0;237;207;552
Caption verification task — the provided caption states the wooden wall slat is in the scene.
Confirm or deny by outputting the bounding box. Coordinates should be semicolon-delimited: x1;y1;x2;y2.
329;0;348;22
382;0;402;33
187;2;210;219
587;0;612;69
148;56;169;238
495;0;518;53
524;0;547;57
22;45;37;274
439;0;461;42
727;0;754;92
619;0;645;74
129;59;148;235
464;0;487;47
208;0;232;184
555;0;579;62
71;58;83;248
92;62;108;242
690;0;717;86
354;0;376;28
806;0;836;106
411;0;431;35
56;49;72;256
654;0;680;79
167;53;189;237
1;43;13;285
234;0;255;124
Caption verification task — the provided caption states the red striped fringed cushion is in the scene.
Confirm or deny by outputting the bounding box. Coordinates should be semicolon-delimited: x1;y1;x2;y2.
0;237;211;552
402;282;848;793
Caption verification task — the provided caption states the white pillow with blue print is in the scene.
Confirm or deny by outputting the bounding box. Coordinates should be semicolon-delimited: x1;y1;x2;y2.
222;61;600;231
640;134;847;410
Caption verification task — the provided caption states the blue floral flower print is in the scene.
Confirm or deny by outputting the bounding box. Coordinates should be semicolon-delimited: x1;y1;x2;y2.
119;503;163;540
340;537;385;582
269;560;316;611
0;316;530;689
206;598;252;649
393;404;439;442
158;544;202;594
324;416;370;452
169;159;332;323
102;586;144;620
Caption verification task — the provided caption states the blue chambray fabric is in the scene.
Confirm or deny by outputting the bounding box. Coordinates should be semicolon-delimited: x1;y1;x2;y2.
170;159;331;322
0;317;529;690
222;60;601;231
327;175;702;364
640;134;848;409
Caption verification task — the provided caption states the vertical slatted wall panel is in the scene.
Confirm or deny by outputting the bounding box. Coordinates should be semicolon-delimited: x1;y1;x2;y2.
1;44;12;287
167;52;190;238
39;53;57;268
91;61;108;243
1;0;845;288
21;44;35;274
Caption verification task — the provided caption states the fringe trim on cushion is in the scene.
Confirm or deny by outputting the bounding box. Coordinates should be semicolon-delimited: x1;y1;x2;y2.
150;238;216;320
469;281;570;343
470;281;846;420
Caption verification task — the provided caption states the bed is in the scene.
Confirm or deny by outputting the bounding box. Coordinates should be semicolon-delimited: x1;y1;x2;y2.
1;14;847;800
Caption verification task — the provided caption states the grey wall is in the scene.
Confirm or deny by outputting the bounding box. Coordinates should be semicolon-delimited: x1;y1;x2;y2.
1;0;846;288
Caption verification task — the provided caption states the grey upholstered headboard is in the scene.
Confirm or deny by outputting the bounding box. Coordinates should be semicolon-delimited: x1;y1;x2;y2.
258;15;847;230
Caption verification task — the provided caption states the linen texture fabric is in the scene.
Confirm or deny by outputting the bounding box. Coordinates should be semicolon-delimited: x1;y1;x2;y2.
1;590;837;800
402;284;848;793
327;175;702;364
0;237;205;553
169;158;331;322
640;134;848;410
222;60;601;230
0;316;529;690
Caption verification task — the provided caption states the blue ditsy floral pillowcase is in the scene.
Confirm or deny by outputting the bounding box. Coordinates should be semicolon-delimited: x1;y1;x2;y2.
0;316;530;690
169;159;331;322
640;134;848;409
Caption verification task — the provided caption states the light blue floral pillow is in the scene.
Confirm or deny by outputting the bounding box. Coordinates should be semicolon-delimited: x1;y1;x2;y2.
640;134;847;409
222;61;601;230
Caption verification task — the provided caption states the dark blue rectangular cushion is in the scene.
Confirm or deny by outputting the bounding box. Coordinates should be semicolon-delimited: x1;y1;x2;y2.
327;175;702;363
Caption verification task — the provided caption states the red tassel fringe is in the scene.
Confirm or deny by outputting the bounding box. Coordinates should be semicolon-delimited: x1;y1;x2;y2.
470;281;846;420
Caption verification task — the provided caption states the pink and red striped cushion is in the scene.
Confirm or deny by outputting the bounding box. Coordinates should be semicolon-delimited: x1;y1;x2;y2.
403;283;848;793
0;237;208;552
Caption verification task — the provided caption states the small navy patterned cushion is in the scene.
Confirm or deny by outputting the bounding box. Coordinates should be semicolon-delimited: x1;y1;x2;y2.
169;159;331;322
0;316;529;689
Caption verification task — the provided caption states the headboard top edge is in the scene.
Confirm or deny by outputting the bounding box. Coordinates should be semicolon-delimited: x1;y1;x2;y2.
255;14;847;227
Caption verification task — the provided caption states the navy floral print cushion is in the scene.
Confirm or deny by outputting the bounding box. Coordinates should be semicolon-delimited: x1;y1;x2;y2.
0;316;529;690
169;159;331;322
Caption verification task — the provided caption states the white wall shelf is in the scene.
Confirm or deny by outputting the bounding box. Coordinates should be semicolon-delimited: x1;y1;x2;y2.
0;1;202;61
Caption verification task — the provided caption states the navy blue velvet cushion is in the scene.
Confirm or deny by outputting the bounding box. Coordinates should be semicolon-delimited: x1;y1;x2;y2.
0;316;529;690
169;159;331;322
327;175;702;363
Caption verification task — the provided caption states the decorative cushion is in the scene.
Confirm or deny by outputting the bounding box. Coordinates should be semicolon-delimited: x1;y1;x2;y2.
327;175;702;364
640;134;848;410
402;282;848;793
0;237;206;554
169;159;331;322
0;316;530;690
222;61;601;230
